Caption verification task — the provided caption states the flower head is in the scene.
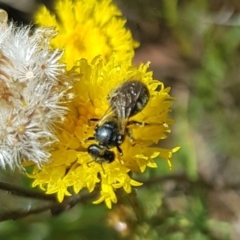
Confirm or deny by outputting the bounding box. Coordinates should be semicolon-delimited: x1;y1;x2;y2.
28;56;179;208
0;13;74;169
35;0;138;69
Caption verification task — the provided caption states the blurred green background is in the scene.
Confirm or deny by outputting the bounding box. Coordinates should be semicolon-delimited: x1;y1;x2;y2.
1;0;240;239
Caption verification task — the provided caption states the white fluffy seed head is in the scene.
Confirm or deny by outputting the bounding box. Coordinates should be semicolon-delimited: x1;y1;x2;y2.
0;11;75;169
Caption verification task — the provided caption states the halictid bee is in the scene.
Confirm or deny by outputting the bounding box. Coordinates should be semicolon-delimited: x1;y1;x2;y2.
87;80;150;164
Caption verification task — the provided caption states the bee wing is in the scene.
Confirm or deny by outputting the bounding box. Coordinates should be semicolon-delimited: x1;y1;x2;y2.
109;81;144;119
108;81;144;133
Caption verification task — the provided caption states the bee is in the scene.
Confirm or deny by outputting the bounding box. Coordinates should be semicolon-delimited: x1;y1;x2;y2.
87;80;150;164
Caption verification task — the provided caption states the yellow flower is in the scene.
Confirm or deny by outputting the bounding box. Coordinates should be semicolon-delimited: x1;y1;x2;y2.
28;56;179;208
35;0;138;69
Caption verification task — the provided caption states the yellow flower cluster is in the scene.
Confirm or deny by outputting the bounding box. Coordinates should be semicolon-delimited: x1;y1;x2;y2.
30;56;179;208
35;0;138;69
28;0;179;208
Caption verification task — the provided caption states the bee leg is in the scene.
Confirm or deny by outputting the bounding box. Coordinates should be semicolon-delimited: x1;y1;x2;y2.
116;145;123;155
126;128;135;145
83;136;95;143
128;120;165;127
87;160;94;167
87;118;99;125
127;120;148;127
